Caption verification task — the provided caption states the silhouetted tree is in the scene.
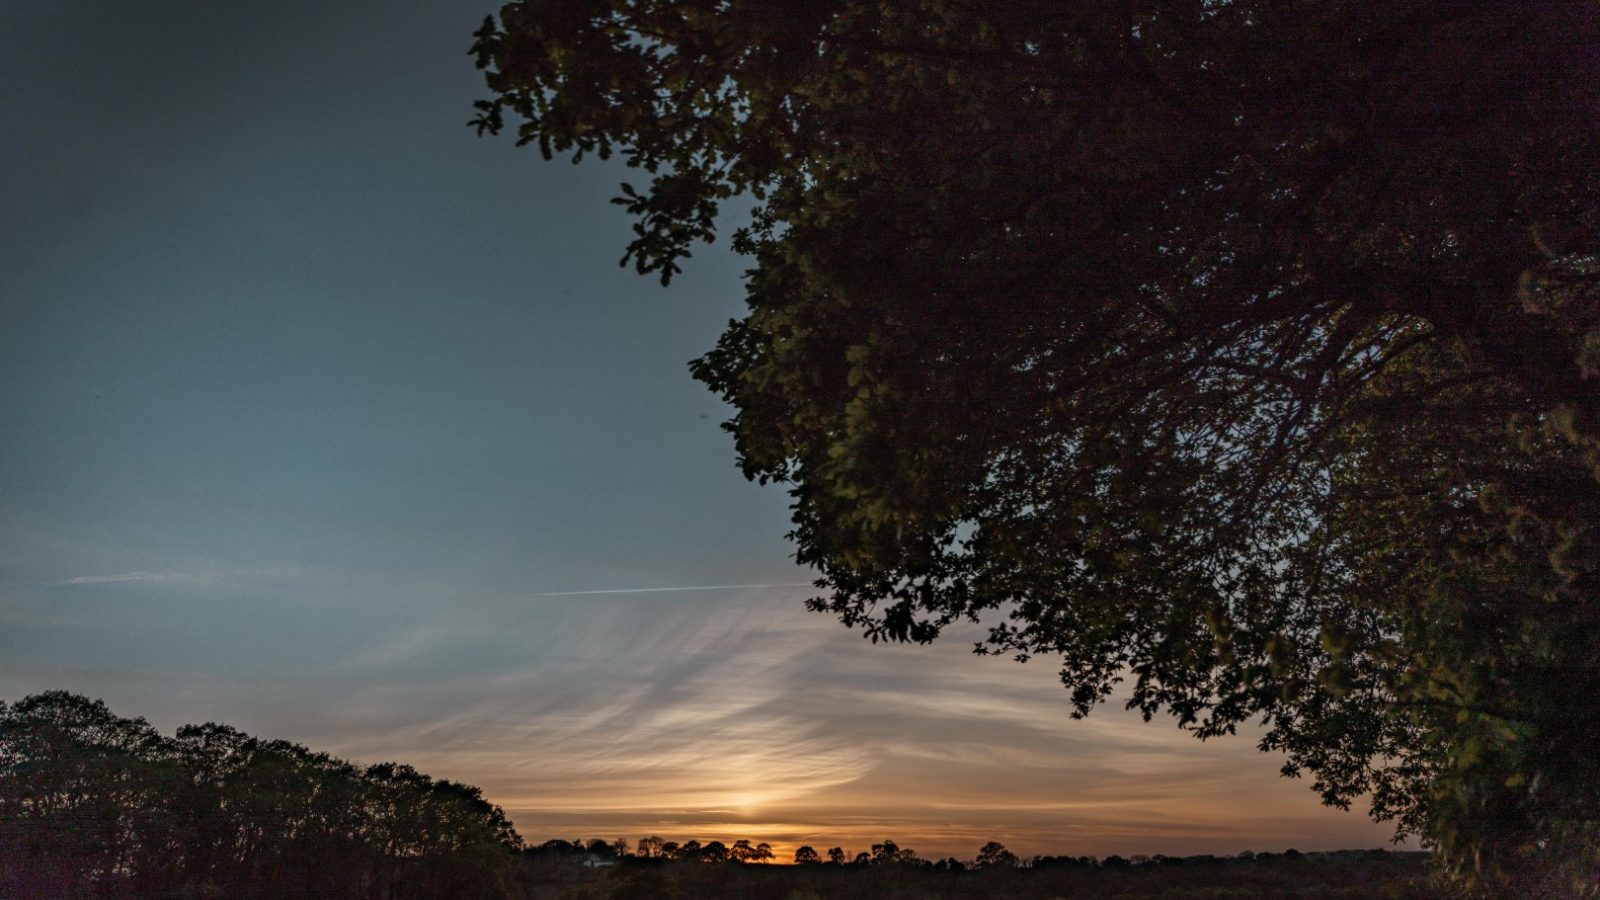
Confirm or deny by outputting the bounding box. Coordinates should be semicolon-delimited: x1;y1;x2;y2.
533;838;579;857
794;845;820;865
635;835;664;859
728;839;773;863
1034;854;1092;870
0;692;521;899
473;3;1600;890
976;841;1019;869
701;840;730;863
826;846;847;866
360;765;518;899
0;692;175;897
869;839;921;865
869;839;898;865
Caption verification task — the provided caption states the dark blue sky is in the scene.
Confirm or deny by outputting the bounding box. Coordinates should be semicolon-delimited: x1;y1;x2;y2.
0;1;1396;858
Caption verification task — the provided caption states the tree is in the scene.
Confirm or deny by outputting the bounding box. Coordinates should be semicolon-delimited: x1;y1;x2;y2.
701;840;730;863
360;764;521;899
729;839;771;858
474;3;1600;892
794;845;821;865
636;835;665;859
826;847;847;866
0;692;522;899
534;838;579;857
869;840;898;865
870;839;920;865
0;692;175;897
975;841;1019;869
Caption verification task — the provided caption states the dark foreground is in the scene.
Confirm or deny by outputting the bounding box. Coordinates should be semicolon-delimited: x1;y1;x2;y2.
518;851;1437;900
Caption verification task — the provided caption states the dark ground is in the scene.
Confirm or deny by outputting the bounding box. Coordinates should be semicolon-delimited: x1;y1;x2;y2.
516;850;1439;899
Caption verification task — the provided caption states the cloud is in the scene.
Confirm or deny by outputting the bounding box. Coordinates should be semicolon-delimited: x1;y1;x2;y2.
269;588;1398;860
16;583;1399;861
63;571;186;585
57;566;298;587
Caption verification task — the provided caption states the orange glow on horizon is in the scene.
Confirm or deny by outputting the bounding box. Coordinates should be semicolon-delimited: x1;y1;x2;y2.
320;603;1406;865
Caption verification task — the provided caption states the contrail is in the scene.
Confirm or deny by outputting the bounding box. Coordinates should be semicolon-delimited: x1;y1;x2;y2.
530;582;814;597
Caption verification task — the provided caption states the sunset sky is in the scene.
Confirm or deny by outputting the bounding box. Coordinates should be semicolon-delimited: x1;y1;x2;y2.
1;0;1399;861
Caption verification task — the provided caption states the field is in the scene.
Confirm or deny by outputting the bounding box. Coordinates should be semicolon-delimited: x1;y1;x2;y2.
515;851;1439;900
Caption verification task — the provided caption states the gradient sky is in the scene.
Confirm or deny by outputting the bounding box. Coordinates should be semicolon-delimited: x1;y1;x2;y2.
1;0;1399;861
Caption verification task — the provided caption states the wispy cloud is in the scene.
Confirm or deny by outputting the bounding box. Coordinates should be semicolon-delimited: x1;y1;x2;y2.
22;585;1399;861
62;571;187;585
281;590;1398;860
57;566;299;587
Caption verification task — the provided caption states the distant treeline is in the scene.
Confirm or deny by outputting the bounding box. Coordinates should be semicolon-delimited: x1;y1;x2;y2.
523;845;1435;900
525;834;1340;872
528;835;1017;868
0;692;521;899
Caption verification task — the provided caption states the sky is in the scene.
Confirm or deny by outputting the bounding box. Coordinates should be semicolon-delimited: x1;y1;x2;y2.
0;0;1399;861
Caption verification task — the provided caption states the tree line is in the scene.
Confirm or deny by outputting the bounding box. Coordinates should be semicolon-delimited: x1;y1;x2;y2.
525;835;776;863
0;691;521;899
525;834;1298;874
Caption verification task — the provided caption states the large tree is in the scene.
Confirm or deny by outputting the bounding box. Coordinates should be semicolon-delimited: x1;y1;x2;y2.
471;1;1600;892
0;692;523;899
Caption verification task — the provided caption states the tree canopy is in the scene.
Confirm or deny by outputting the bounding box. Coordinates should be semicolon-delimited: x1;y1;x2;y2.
471;1;1600;893
0;692;522;899
976;841;1020;869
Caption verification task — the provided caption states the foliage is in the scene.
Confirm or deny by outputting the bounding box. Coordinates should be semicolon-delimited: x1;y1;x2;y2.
472;1;1600;892
0;691;522;899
